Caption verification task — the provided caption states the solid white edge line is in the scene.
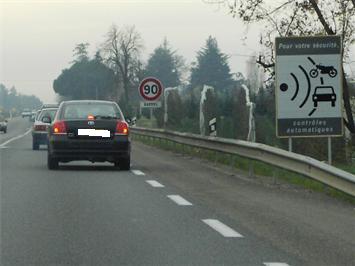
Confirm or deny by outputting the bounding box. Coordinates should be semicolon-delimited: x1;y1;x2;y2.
263;263;290;266
0;129;32;148
202;219;243;238
146;180;165;188
167;195;193;206
131;170;145;176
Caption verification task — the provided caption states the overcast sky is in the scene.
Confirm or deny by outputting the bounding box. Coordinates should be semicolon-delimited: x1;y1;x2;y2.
0;0;354;102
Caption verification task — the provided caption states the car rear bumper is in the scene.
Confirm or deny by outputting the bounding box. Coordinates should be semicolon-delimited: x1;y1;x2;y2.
48;134;130;162
32;132;48;143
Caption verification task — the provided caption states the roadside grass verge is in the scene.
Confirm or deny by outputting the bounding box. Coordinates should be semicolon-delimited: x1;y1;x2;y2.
132;134;355;205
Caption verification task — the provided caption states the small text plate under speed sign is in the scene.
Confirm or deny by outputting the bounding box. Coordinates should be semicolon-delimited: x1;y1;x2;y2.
139;77;164;101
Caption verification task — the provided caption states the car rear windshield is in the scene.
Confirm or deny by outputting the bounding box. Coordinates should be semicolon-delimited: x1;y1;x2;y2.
315;86;334;94
39;109;57;121
62;102;121;120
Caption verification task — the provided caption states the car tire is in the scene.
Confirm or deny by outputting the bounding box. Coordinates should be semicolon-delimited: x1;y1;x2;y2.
32;140;39;150
332;101;335;107
119;157;131;170
3;128;6;134
47;153;58;170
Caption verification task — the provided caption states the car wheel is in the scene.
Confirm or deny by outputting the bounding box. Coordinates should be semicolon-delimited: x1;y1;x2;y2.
32;140;39;150
47;153;58;170
332;101;335;107
310;69;318;78
119;157;131;170
3;128;6;134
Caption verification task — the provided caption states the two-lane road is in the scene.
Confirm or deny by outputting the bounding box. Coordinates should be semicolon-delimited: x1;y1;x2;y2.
1;119;354;265
0;117;32;147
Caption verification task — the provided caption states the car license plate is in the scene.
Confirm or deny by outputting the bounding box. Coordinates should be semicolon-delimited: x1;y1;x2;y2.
78;129;110;138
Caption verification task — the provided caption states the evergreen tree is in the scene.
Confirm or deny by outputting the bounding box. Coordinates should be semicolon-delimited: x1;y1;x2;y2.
190;36;233;90
145;39;184;88
72;43;90;63
53;56;116;100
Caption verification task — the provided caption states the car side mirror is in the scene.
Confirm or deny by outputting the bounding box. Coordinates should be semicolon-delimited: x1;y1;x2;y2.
42;116;51;123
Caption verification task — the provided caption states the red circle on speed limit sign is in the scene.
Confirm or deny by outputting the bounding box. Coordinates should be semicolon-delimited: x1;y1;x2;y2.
139;77;163;101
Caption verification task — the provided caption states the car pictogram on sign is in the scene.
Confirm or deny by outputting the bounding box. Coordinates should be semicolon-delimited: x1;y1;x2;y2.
312;86;336;107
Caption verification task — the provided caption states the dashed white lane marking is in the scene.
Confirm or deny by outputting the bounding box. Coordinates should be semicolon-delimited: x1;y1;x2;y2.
146;180;165;188
167;195;193;206
131;170;145;176
202;219;243;238
0;129;31;148
263;263;290;266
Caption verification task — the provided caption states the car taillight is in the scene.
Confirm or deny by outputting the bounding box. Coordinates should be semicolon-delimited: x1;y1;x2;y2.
115;121;129;135
53;121;67;134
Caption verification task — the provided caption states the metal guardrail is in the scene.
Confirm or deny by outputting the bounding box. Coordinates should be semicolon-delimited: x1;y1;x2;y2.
131;127;355;197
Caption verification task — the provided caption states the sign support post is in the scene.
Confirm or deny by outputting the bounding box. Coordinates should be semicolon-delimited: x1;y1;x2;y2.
288;138;293;152
328;137;332;165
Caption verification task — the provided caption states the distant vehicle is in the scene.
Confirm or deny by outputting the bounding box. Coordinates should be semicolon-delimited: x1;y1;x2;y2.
29;110;38;122
40;103;59;110
0;117;8;133
21;108;32;118
32;108;58;150
46;100;130;170
312;86;336;107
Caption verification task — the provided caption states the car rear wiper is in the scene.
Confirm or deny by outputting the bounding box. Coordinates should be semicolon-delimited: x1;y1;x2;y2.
94;115;117;120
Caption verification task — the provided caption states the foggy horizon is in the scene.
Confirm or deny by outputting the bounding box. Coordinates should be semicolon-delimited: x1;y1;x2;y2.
1;0;354;103
1;0;262;103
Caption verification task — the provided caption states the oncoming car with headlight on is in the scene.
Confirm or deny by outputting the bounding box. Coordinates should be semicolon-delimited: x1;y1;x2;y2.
44;100;130;170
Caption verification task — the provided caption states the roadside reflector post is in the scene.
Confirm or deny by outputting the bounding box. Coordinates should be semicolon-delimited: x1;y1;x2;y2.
328;137;332;165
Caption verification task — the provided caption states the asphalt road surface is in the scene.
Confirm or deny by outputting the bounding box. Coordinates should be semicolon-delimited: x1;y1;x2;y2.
1;118;354;266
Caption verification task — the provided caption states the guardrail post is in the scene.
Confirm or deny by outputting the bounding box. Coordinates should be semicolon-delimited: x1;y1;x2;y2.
248;160;254;178
272;167;279;185
229;154;234;169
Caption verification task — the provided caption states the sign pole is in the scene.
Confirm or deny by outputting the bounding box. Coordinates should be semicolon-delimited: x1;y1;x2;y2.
328;137;332;165
288;137;292;152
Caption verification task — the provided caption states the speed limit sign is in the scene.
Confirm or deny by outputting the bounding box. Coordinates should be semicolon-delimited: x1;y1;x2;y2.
139;77;163;101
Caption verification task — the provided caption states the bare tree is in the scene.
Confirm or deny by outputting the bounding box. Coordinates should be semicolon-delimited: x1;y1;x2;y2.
101;25;143;104
206;0;355;133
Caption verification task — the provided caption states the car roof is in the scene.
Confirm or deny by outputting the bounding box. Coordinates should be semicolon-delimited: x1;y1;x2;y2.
40;107;58;111
62;100;116;105
41;103;59;109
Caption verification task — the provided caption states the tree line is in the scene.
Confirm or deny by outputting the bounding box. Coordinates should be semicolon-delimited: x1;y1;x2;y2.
0;84;42;116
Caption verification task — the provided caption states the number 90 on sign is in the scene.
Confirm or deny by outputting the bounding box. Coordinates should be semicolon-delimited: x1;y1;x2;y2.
139;78;163;101
144;84;158;95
